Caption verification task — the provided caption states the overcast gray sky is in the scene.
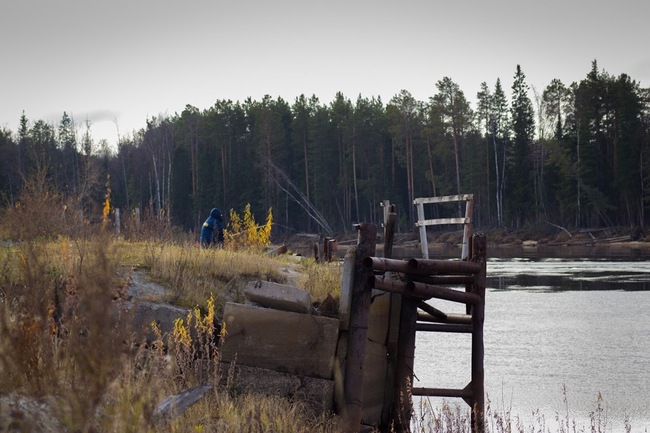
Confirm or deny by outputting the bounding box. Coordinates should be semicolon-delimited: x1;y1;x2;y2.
2;0;649;148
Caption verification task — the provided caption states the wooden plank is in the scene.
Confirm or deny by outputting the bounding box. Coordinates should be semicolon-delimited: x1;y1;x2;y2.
416;201;428;259
415;217;470;227
413;194;473;205
412;386;472;399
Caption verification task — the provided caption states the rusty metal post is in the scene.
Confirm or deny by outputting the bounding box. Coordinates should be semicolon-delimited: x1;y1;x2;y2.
343;223;377;433
323;237;330;262
328;238;337;261
470;233;486;433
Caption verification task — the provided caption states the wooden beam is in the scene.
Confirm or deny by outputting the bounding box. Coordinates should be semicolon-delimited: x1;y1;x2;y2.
412;386;473;399
416;323;473;333
343;223;377;433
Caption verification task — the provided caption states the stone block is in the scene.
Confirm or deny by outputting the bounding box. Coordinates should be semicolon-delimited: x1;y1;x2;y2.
130;301;190;343
219;363;334;414
220;303;339;379
244;280;311;314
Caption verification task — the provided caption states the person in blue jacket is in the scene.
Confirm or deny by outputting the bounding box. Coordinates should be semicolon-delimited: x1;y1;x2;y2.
200;208;224;247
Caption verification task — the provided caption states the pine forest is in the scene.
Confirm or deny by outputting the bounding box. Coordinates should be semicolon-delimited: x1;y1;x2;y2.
2;61;649;238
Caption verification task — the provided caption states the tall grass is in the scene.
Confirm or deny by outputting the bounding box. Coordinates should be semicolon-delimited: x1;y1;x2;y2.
0;178;345;432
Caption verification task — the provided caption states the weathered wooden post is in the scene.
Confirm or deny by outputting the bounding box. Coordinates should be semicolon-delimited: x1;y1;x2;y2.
392;292;418;432
383;204;396;259
461;199;474;260
470;233;486;433
381;205;400;430
343;223;377;433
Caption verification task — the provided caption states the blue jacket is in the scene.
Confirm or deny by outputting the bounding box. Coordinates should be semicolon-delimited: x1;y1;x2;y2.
201;208;224;246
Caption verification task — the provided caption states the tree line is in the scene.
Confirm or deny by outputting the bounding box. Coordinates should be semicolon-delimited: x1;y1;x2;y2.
1;60;649;237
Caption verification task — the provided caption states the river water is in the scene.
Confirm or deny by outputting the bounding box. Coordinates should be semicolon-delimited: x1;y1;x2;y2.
412;245;650;433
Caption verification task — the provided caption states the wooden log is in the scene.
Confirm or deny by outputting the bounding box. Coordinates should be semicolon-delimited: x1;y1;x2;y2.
368;276;481;305
417;311;473;326
362;256;410;274
407;281;481;305
343;223;377;433
415;322;473;333
408;275;475;285
416;301;447;319
407;258;482;275
417;302;472;325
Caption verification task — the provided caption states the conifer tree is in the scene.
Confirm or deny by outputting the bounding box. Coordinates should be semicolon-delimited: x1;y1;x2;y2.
509;65;535;226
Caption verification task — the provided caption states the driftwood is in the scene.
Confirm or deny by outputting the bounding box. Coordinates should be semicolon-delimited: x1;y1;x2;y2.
547;221;572;237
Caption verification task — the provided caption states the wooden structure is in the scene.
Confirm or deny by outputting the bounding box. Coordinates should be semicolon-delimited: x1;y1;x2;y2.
414;194;474;259
342;215;486;433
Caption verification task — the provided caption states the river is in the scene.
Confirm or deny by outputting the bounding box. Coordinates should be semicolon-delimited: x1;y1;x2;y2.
412;245;650;433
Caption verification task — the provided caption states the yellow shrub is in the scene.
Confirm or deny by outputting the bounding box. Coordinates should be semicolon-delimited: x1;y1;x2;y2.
224;204;273;251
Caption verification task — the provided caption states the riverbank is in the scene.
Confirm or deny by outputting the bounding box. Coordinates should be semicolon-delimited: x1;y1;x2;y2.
283;225;650;260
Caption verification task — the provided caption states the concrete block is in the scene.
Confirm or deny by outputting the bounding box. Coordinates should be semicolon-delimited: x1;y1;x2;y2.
368;289;391;345
333;332;348;412
361;340;388;426
339;246;356;331
130;301;190;343
244;280;311;314
219;363;334;414
220;303;339;379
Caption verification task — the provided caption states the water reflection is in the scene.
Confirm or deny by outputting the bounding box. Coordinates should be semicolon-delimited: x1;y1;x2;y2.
487;257;650;292
410;244;650;432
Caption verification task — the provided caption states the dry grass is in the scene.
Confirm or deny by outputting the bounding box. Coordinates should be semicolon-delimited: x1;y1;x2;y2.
1;177;637;433
0;235;346;432
0;178;346;432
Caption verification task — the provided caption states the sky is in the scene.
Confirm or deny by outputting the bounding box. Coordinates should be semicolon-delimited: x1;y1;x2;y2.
2;0;649;149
